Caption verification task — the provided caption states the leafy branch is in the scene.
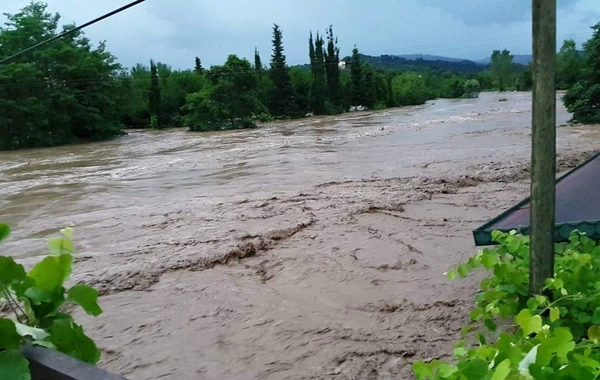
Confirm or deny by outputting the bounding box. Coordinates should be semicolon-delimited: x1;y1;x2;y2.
414;230;600;379
0;223;103;380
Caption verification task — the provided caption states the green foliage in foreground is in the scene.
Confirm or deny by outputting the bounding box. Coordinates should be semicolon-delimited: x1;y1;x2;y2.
0;223;102;379
414;230;600;379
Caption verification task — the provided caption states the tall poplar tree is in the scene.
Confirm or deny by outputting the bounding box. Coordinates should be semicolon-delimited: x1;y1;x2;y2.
324;26;341;108
269;24;296;117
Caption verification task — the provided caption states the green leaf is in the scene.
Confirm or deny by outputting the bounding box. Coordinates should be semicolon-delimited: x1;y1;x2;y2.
48;236;74;256
457;264;468;278
412;360;434;380
0;350;30;380
14;322;48;340
27;254;72;292
438;363;458;378
481;253;498;269
446;270;457;280
49;319;100;364
491;359;511;380
453;347;468;358
67;285;102;316
24;287;53;305
458;359;490;380
550;307;560;323
553;327;575;361
0;256;26;285
60;227;74;238
588;325;600;344
484;318;497;332
516;309;542;336
0;318;22;349
0;223;9;243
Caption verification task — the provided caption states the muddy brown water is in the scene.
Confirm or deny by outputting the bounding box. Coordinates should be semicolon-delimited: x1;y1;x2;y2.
1;92;600;379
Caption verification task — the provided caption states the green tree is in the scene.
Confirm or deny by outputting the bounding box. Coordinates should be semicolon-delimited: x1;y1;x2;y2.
440;76;465;98
350;46;364;106
254;47;262;72
194;57;204;74
517;63;533;91
268;24;297;117
309;31;326;114
463;79;481;98
556;39;584;90
289;67;312;115
0;2;125;150
148;59;162;128
324;26;342;109
563;22;600;124
183;55;264;131
490;49;514;91
392;73;429;106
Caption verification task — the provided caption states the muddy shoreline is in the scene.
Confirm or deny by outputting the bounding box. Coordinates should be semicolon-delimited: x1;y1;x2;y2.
2;92;600;379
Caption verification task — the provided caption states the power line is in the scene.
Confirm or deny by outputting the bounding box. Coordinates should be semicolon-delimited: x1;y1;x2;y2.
0;0;146;65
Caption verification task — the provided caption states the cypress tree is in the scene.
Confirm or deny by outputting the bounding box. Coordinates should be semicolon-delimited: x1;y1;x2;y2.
149;59;161;128
309;31;326;114
350;46;363;106
254;47;262;72
269;24;296;117
324;25;341;108
194;57;204;74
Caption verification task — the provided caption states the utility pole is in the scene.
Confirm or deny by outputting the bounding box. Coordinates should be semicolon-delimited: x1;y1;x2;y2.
530;0;556;294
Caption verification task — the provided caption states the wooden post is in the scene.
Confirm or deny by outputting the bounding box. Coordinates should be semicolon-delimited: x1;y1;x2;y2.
530;0;556;294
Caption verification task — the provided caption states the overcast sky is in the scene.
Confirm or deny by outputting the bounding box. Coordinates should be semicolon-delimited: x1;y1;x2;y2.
2;0;600;70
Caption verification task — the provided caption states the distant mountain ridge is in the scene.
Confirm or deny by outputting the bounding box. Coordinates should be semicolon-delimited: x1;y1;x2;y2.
476;54;533;65
394;54;477;63
295;52;530;73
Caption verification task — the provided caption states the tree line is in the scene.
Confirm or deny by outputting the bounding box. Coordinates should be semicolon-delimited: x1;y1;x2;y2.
0;2;597;151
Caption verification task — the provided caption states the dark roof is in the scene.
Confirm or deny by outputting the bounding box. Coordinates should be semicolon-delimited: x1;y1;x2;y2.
473;151;600;246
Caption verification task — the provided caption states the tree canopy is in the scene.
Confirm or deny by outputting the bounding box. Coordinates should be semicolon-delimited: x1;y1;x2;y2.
563;23;600;124
0;2;126;150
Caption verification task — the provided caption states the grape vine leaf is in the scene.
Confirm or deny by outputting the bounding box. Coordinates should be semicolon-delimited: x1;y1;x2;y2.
27;254;72;292
24;287;53;305
516;309;542;336
0;256;26;285
0;350;30;380
67;285;102;316
491;359;511;380
458;359;490;380
588;325;600;344
0;223;9;243
48;237;74;255
49;319;101;364
0;318;21;349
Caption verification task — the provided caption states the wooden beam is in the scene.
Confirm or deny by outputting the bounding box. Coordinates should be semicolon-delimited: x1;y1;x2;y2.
530;0;557;294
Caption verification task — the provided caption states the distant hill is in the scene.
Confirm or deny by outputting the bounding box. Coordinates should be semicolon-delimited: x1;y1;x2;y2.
476;54;532;65
395;54;471;63
342;54;486;73
295;52;532;74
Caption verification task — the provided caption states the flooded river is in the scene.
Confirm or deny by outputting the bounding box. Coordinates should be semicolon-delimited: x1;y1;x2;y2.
1;92;599;379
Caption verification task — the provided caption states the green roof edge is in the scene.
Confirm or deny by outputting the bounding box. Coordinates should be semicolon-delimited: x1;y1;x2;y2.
472;151;600;246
